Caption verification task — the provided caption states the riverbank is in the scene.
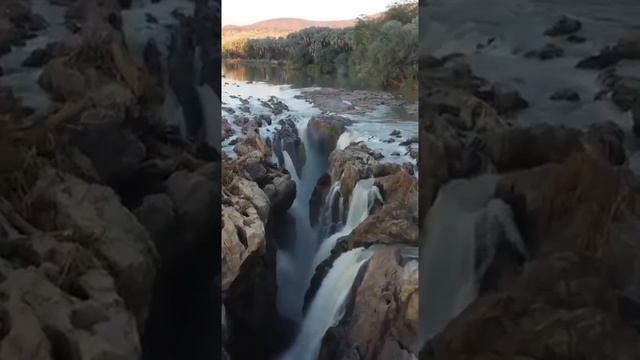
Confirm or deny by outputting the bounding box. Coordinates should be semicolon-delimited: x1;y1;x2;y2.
420;0;640;358
221;69;419;359
0;1;221;359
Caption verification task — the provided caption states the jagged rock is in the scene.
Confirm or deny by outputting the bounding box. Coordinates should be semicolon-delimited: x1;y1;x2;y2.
309;173;332;227
227;177;270;223
273;117;306;176
30;169;158;326
549;88;580;101
263;175;296;214
544;15;582;37
328;143;401;202
267;96;288;115
39;58;89;101
221;202;266;291
576;39;640;69
524;43;564;60
308;114;353;155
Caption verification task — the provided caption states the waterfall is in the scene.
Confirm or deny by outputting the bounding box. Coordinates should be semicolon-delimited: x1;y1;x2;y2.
312;178;382;270
419;175;526;347
279;247;374;360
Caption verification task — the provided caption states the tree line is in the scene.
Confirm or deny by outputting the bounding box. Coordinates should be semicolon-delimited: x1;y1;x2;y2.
222;1;418;90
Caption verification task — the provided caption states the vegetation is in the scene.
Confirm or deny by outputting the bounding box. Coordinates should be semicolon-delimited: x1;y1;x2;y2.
221;1;418;91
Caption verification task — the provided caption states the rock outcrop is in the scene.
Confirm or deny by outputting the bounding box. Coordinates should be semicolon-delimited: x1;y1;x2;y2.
308;114;353;155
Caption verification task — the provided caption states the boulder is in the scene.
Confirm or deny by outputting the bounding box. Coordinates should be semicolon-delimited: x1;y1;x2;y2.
524;43;564;60
549;88;580;102
29;169;158;326
544;15;582;37
480;83;529;114
308;114;353;155
482;124;584;171
263;175;296;214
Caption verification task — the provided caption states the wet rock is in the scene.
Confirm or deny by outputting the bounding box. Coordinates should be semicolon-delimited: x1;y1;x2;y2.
267;96;288;115
477;83;529;114
611;77;640;111
544;15;582;37
576;40;640;69
566;35;586;43
390;129;401;137
576;52;619;69
233;115;250;127
222;119;234;140
399;136;418;146
273;117;306;176
524;43;564;60
549;88;580;102
309;173;332;227
222;107;235;115
308;114;353;155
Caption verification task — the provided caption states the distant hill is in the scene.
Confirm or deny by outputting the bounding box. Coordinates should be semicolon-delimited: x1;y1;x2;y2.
222;15;379;45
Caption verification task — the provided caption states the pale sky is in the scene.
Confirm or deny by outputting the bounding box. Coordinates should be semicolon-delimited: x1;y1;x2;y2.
222;0;395;26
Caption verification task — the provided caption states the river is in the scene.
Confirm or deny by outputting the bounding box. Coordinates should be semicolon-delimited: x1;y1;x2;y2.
222;61;418;359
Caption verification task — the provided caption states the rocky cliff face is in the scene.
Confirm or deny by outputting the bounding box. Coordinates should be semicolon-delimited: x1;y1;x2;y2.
0;0;222;359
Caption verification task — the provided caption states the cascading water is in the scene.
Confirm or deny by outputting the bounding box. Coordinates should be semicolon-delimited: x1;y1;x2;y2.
419;175;526;347
279;247;374;360
312;178;383;270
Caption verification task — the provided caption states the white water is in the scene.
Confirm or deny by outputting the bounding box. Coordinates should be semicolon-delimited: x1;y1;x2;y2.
419;175;525;346
279;247;374;360
312;178;383;270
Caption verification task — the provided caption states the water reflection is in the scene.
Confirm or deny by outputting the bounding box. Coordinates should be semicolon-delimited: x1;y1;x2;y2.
222;61;379;91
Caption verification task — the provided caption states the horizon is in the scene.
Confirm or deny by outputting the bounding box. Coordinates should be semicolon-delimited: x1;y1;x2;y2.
222;0;394;27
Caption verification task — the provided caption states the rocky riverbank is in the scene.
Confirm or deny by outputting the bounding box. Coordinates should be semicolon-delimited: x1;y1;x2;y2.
420;5;640;358
0;0;221;359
